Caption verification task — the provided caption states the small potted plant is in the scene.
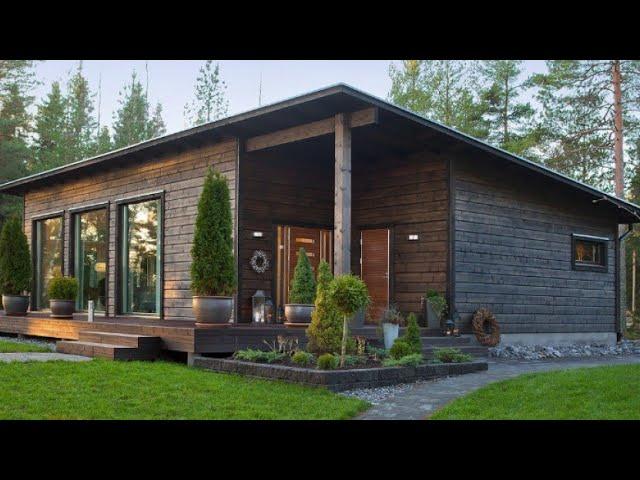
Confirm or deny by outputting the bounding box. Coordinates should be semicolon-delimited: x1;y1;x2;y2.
285;247;316;324
0;217;32;316
191;167;237;325
424;289;447;330
381;304;404;349
47;276;78;318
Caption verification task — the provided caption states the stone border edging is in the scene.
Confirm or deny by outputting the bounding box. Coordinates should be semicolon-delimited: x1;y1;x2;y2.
192;357;488;391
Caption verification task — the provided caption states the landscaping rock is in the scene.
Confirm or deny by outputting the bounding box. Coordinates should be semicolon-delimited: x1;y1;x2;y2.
489;340;640;360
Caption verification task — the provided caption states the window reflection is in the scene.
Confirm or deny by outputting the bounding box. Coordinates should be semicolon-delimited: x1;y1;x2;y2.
74;209;107;311
36;217;63;309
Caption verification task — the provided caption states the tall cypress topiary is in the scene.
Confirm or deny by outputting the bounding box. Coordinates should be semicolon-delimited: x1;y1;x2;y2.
306;260;342;354
0;217;31;295
288;247;316;304
191;167;236;296
403;312;422;355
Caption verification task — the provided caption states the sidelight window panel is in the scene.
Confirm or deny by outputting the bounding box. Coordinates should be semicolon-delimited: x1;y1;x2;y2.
73;209;108;311
34;216;63;310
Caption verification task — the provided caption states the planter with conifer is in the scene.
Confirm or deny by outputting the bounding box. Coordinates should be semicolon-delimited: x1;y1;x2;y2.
284;247;316;324
0;217;32;316
191;168;236;325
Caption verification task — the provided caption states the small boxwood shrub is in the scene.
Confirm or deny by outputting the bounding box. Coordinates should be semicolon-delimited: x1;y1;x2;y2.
289;248;316;304
47;276;78;301
366;344;388;360
291;351;314;367
0;217;31;296
432;347;472;363
234;349;286;364
383;353;423;367
317;353;339;370
389;339;412;359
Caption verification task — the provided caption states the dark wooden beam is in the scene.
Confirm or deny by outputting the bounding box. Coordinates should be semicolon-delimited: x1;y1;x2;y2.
245;107;377;152
334;113;351;275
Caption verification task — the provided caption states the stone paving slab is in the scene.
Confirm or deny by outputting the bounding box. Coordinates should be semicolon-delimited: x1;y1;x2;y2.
356;355;640;420
0;352;92;363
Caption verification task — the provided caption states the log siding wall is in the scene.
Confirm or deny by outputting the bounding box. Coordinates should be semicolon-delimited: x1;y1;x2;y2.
23;138;237;321
453;156;617;334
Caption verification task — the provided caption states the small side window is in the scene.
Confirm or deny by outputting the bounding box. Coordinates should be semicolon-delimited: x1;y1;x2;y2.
572;234;608;272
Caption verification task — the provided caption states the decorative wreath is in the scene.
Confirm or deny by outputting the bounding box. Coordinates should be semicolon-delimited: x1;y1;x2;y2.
471;308;501;347
250;250;270;274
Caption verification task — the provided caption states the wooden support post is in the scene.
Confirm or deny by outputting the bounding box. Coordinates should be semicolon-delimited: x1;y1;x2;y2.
334;113;351;276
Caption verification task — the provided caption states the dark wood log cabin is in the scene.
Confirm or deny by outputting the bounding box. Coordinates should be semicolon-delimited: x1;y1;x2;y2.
1;84;638;356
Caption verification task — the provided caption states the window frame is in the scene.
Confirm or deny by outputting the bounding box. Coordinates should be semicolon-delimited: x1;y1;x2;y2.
115;191;164;318
571;233;609;273
31;211;65;311
69;202;110;313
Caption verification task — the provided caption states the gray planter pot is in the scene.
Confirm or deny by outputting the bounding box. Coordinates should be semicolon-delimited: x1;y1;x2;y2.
284;304;314;324
2;294;29;316
348;308;365;328
193;296;233;325
50;299;75;318
425;300;442;330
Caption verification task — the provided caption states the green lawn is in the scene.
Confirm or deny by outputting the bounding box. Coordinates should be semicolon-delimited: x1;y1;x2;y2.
431;364;640;420
0;359;368;420
0;339;51;353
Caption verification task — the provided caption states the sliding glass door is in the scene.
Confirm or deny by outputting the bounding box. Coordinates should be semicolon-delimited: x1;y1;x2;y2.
73;209;108;311
34;216;63;310
120;199;161;315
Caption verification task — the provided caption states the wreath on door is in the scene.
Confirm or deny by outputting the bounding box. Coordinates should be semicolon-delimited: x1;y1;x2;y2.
471;308;501;346
250;250;270;274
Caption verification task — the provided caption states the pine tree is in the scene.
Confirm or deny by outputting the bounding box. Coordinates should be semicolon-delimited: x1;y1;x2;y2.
32;81;68;172
65;62;97;162
148;102;166;138
0;217;31;295
184;60;229;127
95;125;112;154
289;248;316;304
306;260;343;355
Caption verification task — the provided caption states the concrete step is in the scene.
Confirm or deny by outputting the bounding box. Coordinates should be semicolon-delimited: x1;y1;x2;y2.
56;340;157;361
422;345;489;358
420;336;470;346
78;330;160;350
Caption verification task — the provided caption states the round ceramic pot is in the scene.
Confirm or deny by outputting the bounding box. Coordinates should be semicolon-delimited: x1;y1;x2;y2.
2;294;30;316
383;322;400;349
50;299;75;318
193;296;233;325
284;304;315;324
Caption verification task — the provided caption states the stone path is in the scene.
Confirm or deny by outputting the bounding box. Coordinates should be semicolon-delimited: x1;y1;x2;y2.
0;352;91;363
356;355;640;420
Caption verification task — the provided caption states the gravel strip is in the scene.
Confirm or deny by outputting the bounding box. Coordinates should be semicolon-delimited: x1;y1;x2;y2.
489;340;640;360
0;334;56;351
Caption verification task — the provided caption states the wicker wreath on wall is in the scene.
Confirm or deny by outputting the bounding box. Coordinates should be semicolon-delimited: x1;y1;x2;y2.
472;308;501;346
250;250;270;274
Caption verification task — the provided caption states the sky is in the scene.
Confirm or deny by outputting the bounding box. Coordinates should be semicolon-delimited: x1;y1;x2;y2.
33;60;549;135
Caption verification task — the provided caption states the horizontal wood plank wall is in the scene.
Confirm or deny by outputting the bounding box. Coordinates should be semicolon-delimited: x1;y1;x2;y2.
239;149;334;322
454;155;617;334
23;139;237;322
352;150;449;316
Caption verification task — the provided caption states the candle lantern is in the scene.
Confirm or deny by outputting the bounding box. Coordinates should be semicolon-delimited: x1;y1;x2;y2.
443;319;456;336
252;290;271;324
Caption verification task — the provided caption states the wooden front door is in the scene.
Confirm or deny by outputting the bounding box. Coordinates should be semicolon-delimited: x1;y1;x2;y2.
275;225;332;308
361;228;390;324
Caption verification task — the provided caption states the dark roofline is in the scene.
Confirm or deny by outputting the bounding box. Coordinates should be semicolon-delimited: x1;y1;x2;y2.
2;82;639;221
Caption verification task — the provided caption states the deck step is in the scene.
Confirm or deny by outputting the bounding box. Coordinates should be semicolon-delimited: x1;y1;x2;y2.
56;340;158;361
419;336;470;346
78;330;160;350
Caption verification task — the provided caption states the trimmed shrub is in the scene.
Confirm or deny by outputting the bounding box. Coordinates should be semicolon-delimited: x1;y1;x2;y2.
383;353;423;368
47;276;78;301
327;274;370;367
190;167;236;296
432;347;472;363
291;351;314;367
317;353;339;370
306;260;342;355
234;349;286;364
389;339;412;360
289;248;316;304
0;217;31;295
403;313;422;355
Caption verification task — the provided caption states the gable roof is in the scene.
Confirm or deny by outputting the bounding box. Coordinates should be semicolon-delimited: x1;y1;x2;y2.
1;83;639;223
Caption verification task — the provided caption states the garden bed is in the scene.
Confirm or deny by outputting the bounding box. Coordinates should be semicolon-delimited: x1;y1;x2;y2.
193;357;488;391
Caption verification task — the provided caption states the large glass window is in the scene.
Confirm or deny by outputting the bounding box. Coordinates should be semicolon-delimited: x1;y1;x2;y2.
35;216;63;310
74;209;108;311
572;234;608;272
120;199;161;315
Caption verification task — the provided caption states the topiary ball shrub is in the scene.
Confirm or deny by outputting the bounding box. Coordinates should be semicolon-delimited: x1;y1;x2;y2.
0;217;31;296
190;167;236;297
403;312;422;354
306;260;343;355
47;276;79;301
389;339;412;360
317;353;339;370
289;247;316;304
291;351;314;367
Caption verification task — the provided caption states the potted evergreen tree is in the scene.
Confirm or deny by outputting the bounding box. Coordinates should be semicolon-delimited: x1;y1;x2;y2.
0;217;32;316
191;167;236;325
285;247;316;324
48;276;78;318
